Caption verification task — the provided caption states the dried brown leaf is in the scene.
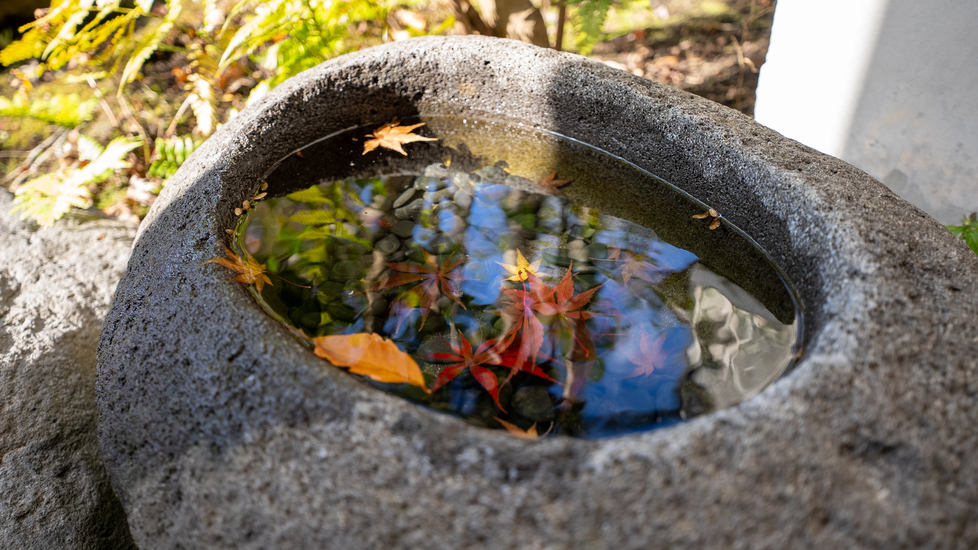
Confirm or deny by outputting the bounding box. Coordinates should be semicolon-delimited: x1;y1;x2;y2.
362;117;438;156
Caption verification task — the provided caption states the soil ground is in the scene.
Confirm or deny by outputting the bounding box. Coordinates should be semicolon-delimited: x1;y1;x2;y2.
590;0;775;116
0;0;776;198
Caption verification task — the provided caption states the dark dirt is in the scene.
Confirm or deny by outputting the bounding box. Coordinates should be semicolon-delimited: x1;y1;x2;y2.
590;0;775;116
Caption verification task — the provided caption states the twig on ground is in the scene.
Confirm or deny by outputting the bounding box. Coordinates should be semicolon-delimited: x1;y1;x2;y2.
3;127;68;189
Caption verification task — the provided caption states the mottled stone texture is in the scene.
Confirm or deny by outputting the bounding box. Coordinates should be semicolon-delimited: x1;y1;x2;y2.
97;37;978;549
0;191;136;549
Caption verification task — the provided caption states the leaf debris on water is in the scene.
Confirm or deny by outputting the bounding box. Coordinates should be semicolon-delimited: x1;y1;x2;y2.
362;117;438;156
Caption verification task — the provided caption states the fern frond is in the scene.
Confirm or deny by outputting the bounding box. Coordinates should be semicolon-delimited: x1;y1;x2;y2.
42;0;97;62
12;171;92;226
84;11;139;60
121;4;181;85
569;0;612;55
219;0;285;70
82;137;141;180
187;75;218;136
77;135;103;161
202;0;228;34
11;137;140;226
0;29;46;66
148;134;200;178
0;93;97;127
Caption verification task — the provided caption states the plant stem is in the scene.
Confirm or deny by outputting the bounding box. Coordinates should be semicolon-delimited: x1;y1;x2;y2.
555;1;567;51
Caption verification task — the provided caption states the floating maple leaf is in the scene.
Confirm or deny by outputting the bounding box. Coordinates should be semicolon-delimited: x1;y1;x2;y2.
601;247;664;286
494;417;552;439
203;244;273;292
312;332;428;392
532;264;603;360
496;274;549;376
369;250;466;327
693;208;722;230
624;329;668;378
497;248;542;282
362;117;438;156
538;171;572;195
426;333;511;410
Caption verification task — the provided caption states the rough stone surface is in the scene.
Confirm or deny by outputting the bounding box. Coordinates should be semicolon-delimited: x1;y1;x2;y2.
0;191;136;549
98;37;978;549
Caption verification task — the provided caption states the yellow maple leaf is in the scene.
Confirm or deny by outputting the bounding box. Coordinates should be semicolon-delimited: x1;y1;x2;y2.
362;117;438;156
202;244;273;292
312;332;429;392
498;249;542;283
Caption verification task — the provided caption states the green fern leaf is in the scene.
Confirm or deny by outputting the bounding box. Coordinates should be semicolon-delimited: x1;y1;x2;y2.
187;74;218;136
219;0;284;70
11;136;140;226
286;186;334;206
289;210;336;226
121;4;181;85
0;93;97;127
570;0;612;55
0;29;46;66
12;172;92;226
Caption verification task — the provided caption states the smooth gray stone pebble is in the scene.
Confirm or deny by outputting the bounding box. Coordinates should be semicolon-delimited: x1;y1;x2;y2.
433;188;455;202
451;172;476;193
329;260;362;281
476;165;508;183
512;386;555;422
503;174;538;193
391;219;414;238
395;198;423;219
338;242;366;258
453;189;472;210
393;188;417;208
413;175;441;191
376;234;400;255
423;163;450;178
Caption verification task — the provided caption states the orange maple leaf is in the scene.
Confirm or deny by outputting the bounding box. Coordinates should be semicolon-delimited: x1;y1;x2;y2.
494;417;553;439
312;332;429;392
362;117;438;156
538;171;572;195
202;244;273;292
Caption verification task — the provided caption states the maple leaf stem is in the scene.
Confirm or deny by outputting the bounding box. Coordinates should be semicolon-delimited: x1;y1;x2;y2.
266;271;311;288
561;359;575;411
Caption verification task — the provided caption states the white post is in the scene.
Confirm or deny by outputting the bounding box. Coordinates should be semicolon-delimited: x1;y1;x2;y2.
755;0;978;224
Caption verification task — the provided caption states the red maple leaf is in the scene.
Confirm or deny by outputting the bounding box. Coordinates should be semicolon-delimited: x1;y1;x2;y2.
495;273;549;379
369;250;466;327
532;265;603;361
426;334;511;410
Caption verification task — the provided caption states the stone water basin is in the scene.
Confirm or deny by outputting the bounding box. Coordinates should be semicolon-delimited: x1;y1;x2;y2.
97;36;978;549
